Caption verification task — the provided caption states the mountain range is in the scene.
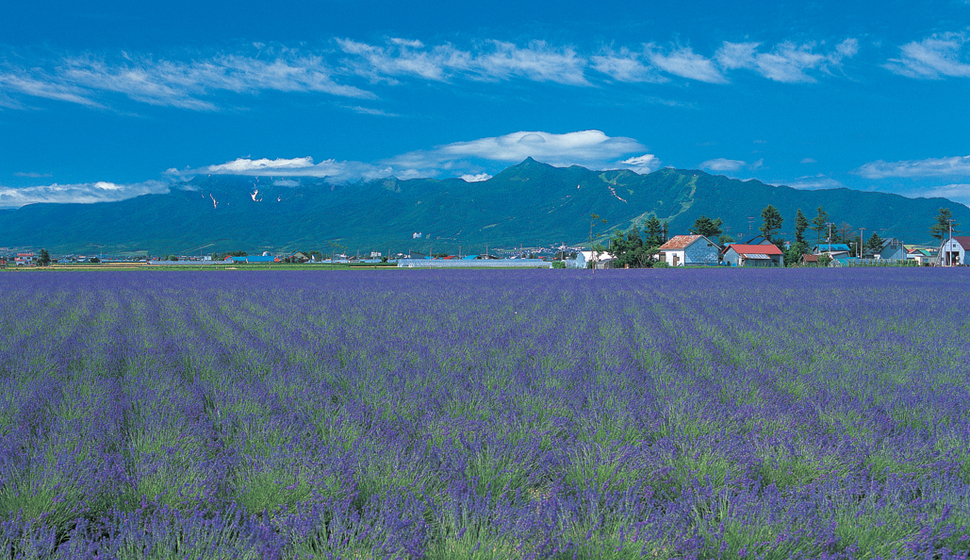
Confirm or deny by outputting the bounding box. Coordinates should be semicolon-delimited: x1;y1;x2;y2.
2;158;966;255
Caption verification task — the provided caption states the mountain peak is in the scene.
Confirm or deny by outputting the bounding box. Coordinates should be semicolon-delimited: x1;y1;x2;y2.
516;156;552;168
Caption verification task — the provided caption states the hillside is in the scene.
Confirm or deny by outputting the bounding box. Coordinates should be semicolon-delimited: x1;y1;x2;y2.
1;159;966;254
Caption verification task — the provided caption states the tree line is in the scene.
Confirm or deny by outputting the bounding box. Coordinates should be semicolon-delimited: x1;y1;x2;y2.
607;205;961;268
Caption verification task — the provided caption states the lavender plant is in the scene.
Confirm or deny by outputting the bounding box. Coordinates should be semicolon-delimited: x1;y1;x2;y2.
0;268;968;559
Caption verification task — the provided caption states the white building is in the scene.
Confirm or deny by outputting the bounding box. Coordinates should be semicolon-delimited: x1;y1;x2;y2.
937;237;970;266
575;250;615;269
656;235;720;267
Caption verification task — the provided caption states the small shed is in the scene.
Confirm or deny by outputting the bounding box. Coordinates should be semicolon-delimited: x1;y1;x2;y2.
656;235;720;266
723;243;784;267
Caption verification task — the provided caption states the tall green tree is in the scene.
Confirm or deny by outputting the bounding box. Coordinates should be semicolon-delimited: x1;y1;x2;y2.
609;226;657;268
643;217;665;248
930;207;958;241
864;232;884;256
691;215;723;239
810;206;829;247
794;209;809;245
760;205;784;243
38;249;51;266
784;243;808;267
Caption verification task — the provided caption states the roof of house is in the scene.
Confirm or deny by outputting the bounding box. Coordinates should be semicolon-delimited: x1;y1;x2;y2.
743;235;773;245
658;234;713;250
946;236;970;250
726;244;784;256
815;243;851;252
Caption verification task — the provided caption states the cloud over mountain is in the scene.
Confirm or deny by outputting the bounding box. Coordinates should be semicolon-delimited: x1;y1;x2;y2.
0;180;170;208
855;155;970;178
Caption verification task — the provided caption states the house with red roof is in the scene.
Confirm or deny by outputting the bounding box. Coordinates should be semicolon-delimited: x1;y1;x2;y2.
937;236;970;266
722;243;784;267
656;235;720;266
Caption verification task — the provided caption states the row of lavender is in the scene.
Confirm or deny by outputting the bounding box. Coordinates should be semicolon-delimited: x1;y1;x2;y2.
1;269;969;559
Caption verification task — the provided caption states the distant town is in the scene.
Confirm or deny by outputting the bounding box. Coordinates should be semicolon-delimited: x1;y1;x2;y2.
3;234;963;269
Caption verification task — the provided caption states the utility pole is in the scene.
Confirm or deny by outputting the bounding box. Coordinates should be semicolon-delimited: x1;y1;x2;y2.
589;213;607;273
948;218;956;266
859;227;866;260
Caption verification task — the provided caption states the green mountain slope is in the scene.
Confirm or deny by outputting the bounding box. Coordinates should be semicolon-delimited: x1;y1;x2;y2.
1;159;966;254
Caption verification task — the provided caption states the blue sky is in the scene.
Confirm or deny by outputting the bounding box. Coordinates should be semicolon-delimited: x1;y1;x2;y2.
2;0;970;208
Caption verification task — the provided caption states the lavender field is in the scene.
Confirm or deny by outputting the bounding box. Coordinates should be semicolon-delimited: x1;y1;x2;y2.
1;269;969;559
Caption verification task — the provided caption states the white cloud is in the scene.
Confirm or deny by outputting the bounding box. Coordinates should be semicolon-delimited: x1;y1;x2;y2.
616;154;661;174
0;49;373;111
338;38;589;86
341;105;400;117
783;174;843;190
337;38;459;82
800;158;817;164
167;130;651;185
0;180;170;208
885;32;970;79
715;39;857;83
701;158;747;172
591;48;667;83
387;130;645;172
14;171;53;178
272;179;300;187
1;34;862;111
167;156;394;183
478;41;589;85
647;45;726;83
919;183;970;207
460;173;492;182
854;155;970;178
0;71;103;107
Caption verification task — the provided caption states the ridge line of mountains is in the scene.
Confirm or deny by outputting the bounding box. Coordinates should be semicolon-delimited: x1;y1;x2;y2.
2;158;966;255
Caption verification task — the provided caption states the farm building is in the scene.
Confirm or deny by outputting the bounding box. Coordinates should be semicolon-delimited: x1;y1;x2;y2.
575;251;614;269
722;244;784;267
397;258;550;269
656;235;720;267
875;238;906;261
907;247;936;266
14;253;36;266
937;236;970;266
225;255;282;264
813;243;851;262
813;243;850;253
